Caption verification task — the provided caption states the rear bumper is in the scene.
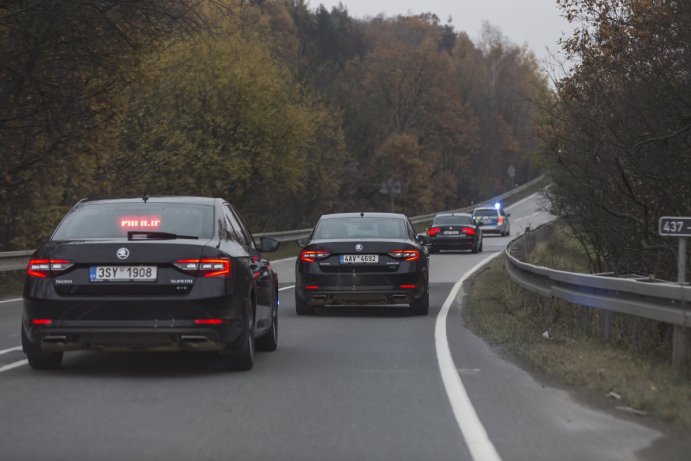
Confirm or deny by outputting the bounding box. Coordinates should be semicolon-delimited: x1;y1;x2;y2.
22;294;247;353
429;237;476;250
23;324;233;352
296;273;427;305
479;225;506;234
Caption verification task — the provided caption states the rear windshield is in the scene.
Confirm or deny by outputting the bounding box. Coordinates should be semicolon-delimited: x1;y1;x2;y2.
473;209;498;217
314;217;407;239
52;202;215;240
433;216;473;226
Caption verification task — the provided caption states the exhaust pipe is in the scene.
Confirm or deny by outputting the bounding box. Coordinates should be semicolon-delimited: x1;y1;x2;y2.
180;335;210;344
42;335;68;344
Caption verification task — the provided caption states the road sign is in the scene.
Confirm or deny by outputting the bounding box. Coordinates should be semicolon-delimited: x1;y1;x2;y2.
659;216;691;237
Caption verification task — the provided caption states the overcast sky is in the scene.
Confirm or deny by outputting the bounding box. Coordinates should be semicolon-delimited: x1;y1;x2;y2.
312;0;574;73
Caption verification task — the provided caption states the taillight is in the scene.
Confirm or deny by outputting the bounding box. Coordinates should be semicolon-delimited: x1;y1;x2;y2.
462;227;476;236
194;318;225;325
305;285;320;290
27;259;74;278
498;216;504;225
174;258;231;278
400;284;416;289
31;319;53;326
388;249;419;261
428;227;441;237
300;250;330;263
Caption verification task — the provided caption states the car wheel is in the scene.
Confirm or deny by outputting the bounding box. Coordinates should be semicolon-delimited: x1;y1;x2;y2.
256;302;278;352
22;325;63;370
410;290;429;316
219;302;255;371
479;239;483;252
295;292;315;315
471;241;479;253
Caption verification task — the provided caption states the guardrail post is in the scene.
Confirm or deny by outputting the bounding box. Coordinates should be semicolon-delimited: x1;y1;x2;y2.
600;310;613;341
672;237;688;372
672;326;689;372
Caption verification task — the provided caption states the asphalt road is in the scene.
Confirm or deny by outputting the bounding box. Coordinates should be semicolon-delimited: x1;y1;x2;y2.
0;194;665;460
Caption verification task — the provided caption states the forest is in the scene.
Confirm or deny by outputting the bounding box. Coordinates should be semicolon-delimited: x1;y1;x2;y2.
0;0;548;249
2;0;687;282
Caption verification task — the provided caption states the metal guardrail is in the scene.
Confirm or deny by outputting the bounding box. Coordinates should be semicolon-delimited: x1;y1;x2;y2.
0;175;545;269
505;222;690;367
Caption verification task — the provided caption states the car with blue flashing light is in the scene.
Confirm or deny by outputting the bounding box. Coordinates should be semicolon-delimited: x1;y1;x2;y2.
472;203;511;236
22;196;280;371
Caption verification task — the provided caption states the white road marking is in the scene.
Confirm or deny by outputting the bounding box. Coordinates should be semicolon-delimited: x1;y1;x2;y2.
0;346;21;356
279;285;295;292
0;298;21;304
0;359;27;373
435;251;503;461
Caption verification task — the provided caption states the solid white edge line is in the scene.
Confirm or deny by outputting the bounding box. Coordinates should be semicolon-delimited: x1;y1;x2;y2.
0;298;21;304
435;251;504;461
0;359;27;373
278;285;295;292
0;346;21;356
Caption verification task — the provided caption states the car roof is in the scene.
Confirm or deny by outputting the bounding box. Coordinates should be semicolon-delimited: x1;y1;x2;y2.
78;196;219;206
319;212;407;220
434;212;472;218
473;207;499;212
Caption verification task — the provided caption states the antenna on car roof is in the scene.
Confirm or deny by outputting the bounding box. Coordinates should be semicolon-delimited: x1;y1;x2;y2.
142;193;149;203
360;211;364;218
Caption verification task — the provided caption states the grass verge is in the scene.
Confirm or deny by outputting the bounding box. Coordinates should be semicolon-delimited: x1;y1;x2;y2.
464;254;691;431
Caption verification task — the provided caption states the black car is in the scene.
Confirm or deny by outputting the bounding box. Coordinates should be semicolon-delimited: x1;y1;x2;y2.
295;212;429;315
427;212;482;254
22;196;280;371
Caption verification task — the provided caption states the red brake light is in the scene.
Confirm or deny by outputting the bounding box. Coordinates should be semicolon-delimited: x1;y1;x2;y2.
462;227;476;236
388;249;419;261
305;285;319;290
27;259;74;278
498;216;504;225
400;284;416;289
300;250;330;263
31;319;53;326
428;227;441;237
174;258;230;278
194;318;225;325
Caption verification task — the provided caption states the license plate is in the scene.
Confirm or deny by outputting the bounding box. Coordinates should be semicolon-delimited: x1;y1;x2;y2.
339;254;379;264
443;231;460;235
90;266;157;282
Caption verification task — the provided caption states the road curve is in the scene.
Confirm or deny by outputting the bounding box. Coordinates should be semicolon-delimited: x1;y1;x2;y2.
0;194;663;461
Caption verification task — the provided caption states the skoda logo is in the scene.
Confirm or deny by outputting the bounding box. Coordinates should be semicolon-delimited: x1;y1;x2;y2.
116;248;130;260
355;244;363;252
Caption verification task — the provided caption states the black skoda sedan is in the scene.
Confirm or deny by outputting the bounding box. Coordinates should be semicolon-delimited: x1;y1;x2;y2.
427;212;482;254
22;196;280;371
295;212;429;315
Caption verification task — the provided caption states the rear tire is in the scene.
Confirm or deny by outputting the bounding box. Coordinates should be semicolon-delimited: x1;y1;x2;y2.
219;303;255;371
256;302;278;352
295;293;315;315
27;352;63;370
410;291;429;316
22;324;63;370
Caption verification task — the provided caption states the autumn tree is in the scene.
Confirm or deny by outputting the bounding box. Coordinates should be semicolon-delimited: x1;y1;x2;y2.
543;0;691;278
0;0;206;249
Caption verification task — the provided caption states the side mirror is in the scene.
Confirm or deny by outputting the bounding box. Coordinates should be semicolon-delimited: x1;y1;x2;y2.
506;213;511;217
415;234;430;245
258;236;280;253
297;238;309;247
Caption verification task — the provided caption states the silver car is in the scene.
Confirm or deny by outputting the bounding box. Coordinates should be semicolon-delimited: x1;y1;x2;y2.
472;206;511;236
